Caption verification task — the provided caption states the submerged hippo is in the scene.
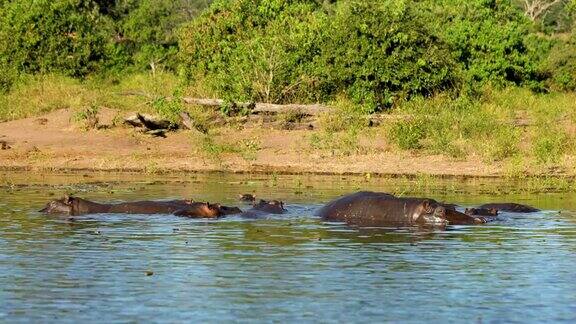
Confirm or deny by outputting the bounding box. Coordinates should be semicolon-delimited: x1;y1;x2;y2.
478;203;539;213
240;199;286;219
40;195;241;218
465;207;498;217
238;194;257;202
173;203;242;218
316;191;485;227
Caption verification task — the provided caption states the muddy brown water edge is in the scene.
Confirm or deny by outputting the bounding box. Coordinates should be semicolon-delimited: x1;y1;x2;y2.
1;171;576;322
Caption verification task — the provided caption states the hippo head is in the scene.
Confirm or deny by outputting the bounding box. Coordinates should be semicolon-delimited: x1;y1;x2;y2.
198;203;224;218
253;199;286;214
415;200;448;226
39;195;77;215
212;203;242;216
465;207;498;217
174;202;228;218
238;194;256;202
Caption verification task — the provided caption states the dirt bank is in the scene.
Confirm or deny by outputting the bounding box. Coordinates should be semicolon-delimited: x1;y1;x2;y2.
0;108;518;177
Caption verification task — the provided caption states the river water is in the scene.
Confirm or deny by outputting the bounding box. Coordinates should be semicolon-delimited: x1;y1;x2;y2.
1;171;575;323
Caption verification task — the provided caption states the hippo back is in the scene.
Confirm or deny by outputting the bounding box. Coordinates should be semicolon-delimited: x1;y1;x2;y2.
478;203;539;213
108;200;192;214
317;191;437;227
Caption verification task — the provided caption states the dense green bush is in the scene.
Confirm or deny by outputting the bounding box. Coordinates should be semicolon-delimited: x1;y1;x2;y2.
424;0;540;90
0;0;210;91
179;0;325;103
1;0;574;102
0;0;112;78
543;32;576;91
112;0;211;72
179;0;457;112
313;1;457;111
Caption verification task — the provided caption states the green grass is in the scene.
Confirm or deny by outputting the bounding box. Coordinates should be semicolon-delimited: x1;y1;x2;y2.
532;125;572;165
384;88;576;167
309;97;369;156
385;94;521;161
0;72;180;122
195;132;262;162
72;105;100;130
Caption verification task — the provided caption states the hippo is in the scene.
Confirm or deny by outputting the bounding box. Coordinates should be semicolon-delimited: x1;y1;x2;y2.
444;209;487;225
40;195;240;218
238;194;257;202
240;199;286;219
316;191;448;227
465;207;498;217
478;203;539;213
316;191;486;227
173;203;242;218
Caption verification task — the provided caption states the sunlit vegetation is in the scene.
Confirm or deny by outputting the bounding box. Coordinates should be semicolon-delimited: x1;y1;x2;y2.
1;0;575;173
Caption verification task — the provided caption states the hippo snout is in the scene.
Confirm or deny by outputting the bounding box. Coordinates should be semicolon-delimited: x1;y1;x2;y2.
473;217;488;224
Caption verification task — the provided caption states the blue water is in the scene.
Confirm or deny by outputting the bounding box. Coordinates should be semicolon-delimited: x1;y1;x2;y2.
1;172;575;323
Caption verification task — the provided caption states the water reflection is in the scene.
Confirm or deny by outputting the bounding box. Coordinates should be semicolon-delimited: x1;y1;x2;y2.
1;172;576;322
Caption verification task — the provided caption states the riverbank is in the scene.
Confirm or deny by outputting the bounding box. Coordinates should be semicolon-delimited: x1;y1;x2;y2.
1;74;576;179
0;105;570;178
0;106;496;176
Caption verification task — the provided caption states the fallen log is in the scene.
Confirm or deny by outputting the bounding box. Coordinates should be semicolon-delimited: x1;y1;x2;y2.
181;97;331;116
119;92;332;116
124;113;178;137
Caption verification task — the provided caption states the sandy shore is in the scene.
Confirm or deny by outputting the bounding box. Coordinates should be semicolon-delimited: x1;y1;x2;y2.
0;108;521;177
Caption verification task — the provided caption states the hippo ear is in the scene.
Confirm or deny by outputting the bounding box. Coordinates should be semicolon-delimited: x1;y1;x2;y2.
63;194;72;205
421;200;433;213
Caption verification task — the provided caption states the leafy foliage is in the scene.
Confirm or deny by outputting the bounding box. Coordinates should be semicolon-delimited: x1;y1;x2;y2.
0;0;211;92
0;0;574;103
423;0;541;90
542;31;576;91
179;0;325;104
0;0;112;89
180;0;458;112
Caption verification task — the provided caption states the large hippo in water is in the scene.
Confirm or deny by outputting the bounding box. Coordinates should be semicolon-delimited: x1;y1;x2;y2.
40;195;241;218
316;191;486;227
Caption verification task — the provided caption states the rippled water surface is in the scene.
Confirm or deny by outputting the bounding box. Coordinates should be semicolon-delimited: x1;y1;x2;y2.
1;171;576;323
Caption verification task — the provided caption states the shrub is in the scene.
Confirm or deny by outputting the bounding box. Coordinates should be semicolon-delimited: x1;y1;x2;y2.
312;1;457;112
532;126;571;164
0;0;112;78
425;0;540;90
180;0;457;111
180;0;325;103
388;118;426;150
542;32;576;91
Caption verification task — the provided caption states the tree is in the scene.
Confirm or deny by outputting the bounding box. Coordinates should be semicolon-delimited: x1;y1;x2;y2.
423;0;540;90
521;0;567;21
114;0;211;72
0;0;112;77
179;0;458;110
